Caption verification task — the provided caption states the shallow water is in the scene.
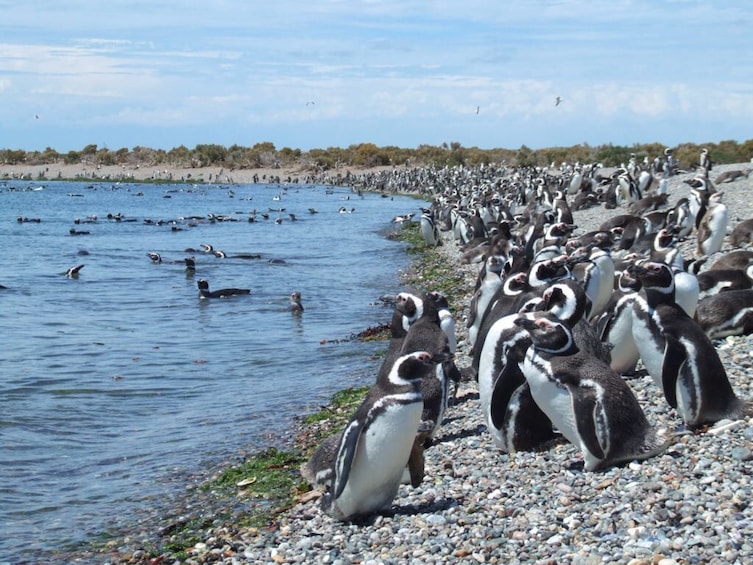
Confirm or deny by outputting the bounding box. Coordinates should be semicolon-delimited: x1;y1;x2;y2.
0;179;420;561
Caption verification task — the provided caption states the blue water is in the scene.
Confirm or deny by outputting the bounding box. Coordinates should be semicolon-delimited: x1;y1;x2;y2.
0;179;420;561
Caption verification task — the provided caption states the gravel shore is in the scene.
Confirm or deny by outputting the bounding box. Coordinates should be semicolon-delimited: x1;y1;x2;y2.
178;163;752;565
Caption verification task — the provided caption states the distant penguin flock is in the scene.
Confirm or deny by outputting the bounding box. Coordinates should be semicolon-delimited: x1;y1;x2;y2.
302;155;753;522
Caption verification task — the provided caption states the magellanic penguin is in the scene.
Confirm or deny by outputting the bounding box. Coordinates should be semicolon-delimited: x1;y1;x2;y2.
696;266;753;298
196;279;250;299
696;192;728;258
628;261;752;428
321;351;439;521
476;312;556;452
420;207;442;247
514;313;667;471
594;269;642;375
289;291;304;314
65;264;85;278
695;289;753;339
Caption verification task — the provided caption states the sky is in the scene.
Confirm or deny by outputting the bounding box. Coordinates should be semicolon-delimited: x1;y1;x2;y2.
1;1;752;153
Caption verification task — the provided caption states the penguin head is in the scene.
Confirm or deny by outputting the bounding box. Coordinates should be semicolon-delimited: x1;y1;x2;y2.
390;351;440;386
537;279;587;324
514;313;576;355
396;291;424;327
627;261;674;294
197;279;210;291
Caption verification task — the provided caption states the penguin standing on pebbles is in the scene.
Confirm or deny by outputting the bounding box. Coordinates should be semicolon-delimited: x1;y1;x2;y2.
515;314;667;471
629;261;752;428
321;351;441;521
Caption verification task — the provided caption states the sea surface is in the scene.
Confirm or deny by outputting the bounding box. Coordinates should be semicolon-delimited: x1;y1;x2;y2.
0;178;421;562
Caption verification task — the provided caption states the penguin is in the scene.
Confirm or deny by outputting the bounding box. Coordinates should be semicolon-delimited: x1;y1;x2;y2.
476;312;556;452
321;351;439;521
535;278;612;364
196;279;250;299
709;249;753;271
628;261;751;428
289;291;304;314
184;257;196;274
467;255;505;349
65;264;85;278
696;192;728;257
696;267;753;297
301;433;341;491
695;289;753;339
420;208;442;247
146;252;162;263
729;218;753;247
514;313;667;471
594;269;642;375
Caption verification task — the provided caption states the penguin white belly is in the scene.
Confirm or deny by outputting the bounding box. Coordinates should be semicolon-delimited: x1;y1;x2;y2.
605;306;639;373
630;311;665;390
521;357;579;448
674;271;699;318
333;402;422;519
477;316;518;449
420;218;437;246
675;337;703;426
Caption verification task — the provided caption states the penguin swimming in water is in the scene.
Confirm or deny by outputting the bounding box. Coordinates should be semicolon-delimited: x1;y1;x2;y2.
65;264;85;278
289;291;304;314
196;279;250;299
628;261;751;428
515;313;667;471
321;351;441;521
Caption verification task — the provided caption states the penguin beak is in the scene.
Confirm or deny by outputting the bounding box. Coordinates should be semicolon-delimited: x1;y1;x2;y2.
431;352;454;365
513;316;539;331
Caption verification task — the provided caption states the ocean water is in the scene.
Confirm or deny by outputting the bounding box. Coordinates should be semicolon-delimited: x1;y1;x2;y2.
0;179;421;561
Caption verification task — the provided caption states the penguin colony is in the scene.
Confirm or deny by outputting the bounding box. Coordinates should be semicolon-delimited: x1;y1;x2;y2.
304;153;753;521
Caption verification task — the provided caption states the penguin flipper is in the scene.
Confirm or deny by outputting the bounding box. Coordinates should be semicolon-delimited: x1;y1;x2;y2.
571;385;607;461
661;337;686;409
332;420;362;500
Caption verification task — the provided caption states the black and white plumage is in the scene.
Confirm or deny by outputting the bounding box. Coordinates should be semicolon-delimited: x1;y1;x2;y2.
419;207;442;247
321;351;439;521
695;289;753;339
65;264;85;278
196;279;250;299
477;312;555;452
696;267;753;298
514;314;666;471
628;261;750;428
146;252;162;263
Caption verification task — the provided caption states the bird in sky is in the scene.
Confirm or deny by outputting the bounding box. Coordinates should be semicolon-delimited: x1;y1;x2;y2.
476;105;480;114
555;96;563;106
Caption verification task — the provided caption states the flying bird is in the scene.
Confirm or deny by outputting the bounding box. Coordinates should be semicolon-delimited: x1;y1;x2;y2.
476;106;480;115
555;96;563;106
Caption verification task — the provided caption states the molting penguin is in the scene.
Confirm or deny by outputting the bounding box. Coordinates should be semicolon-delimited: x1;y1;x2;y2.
695;289;753;339
197;279;251;299
515;314;667;471
321;351;439;521
696;192;728;257
709;249;753;271
628;261;751;428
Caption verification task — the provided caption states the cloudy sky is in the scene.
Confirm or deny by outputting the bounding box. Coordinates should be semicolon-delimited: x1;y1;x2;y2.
2;0;752;153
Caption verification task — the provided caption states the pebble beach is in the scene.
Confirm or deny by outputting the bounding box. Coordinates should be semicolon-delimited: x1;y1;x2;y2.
31;161;753;565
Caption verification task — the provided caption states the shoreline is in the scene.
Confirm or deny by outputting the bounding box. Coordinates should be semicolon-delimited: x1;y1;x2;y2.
0;162;399;186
